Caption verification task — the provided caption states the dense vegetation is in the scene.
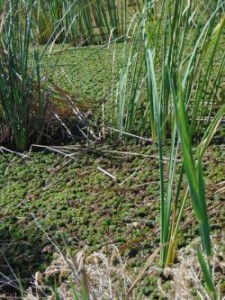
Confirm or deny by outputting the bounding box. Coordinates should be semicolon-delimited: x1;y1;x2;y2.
0;0;224;299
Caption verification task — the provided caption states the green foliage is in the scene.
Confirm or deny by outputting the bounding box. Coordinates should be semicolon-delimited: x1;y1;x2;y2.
197;250;216;295
138;1;225;297
0;0;224;298
11;0;145;46
0;0;46;151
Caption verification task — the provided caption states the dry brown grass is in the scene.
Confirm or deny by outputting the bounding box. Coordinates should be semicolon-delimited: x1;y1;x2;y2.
25;245;139;300
24;233;225;300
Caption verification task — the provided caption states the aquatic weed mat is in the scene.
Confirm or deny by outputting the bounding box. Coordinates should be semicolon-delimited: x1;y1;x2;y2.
0;143;224;297
39;43;127;99
38;29;225;98
36;35;225;141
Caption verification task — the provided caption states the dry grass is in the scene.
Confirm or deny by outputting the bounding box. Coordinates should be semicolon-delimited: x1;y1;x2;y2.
25;245;139;300
158;233;225;300
24;233;225;300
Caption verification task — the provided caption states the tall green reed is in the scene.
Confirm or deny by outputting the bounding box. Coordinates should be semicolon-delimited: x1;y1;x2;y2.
113;0;225;296
0;0;80;151
141;0;225;296
30;0;144;46
113;0;225;139
114;13;145;135
0;0;47;151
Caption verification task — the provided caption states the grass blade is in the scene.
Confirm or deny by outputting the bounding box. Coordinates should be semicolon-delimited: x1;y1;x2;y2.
197;250;216;295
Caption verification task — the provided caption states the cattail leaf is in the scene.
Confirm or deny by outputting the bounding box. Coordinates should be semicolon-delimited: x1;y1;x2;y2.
197;250;215;294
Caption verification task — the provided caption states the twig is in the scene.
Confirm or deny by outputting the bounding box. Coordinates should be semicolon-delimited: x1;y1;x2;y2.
97;166;117;181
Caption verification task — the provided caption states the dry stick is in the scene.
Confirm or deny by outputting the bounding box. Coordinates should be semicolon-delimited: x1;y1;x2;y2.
100;149;180;162
31;143;175;161
215;186;225;194
214;181;225;194
84;186;141;193
0;146;29;158
30;144;110;157
106;126;153;143
97;166;117;181
103;150;156;158
31;144;77;158
50;144;111;150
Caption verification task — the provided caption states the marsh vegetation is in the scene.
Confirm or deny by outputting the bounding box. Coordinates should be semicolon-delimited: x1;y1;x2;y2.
0;0;224;299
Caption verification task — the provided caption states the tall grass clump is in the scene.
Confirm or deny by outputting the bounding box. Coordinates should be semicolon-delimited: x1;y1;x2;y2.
114;0;224;138
113;0;225;297
0;0;47;151
29;0;144;46
0;0;98;151
141;0;225;296
113;13;145;135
